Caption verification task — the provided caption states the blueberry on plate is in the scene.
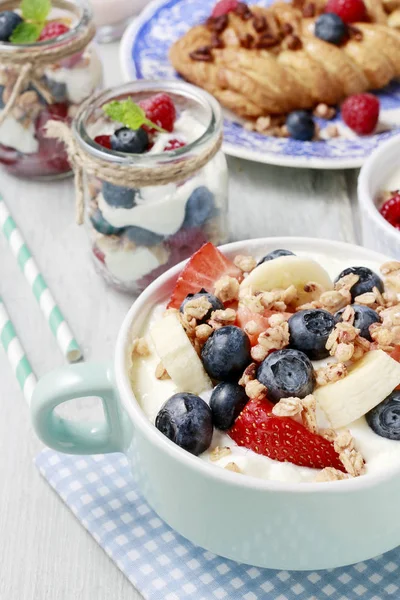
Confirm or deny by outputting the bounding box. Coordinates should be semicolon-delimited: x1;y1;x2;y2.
288;309;336;360
366;391;400;440
102;181;136;209
110;127;149;154
210;382;248;430
315;13;347;45
286;111;315;141
183;186;215;228
257;248;295;266
334;266;384;300
201;326;251;382
125;225;164;246
90;209;125;236
180;289;223;323
257;348;315;403
0;11;22;42
335;304;380;341
155;392;213;455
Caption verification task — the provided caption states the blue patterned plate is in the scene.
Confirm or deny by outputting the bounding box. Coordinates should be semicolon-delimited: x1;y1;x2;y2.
120;0;400;169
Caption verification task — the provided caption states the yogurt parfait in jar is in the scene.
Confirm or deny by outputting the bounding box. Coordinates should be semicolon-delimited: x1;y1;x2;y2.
70;81;228;294
0;0;102;179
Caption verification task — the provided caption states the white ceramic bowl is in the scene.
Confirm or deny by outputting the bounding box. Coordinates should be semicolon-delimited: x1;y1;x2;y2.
31;238;400;571
358;135;400;259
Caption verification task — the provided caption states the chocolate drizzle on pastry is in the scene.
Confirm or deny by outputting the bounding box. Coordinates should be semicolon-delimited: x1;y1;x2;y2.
255;32;280;49
302;2;316;18
189;46;214;61
240;33;254;48
252;14;268;33
206;14;228;33
234;2;253;20
286;34;303;50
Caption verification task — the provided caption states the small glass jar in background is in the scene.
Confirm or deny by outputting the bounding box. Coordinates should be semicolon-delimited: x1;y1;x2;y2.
89;0;148;43
72;81;229;295
0;0;102;180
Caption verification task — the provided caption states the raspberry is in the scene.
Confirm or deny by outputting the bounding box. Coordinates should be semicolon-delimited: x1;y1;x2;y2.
341;93;380;135
380;193;400;230
211;0;238;17
39;22;70;41
325;0;367;23
139;93;176;133
94;135;112;149
163;139;185;151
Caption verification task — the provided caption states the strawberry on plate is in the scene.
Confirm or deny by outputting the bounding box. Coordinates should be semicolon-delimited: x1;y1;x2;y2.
167;242;243;309
229;398;345;471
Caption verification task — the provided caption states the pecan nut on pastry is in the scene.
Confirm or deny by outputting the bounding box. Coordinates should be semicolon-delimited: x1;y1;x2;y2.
169;0;400;119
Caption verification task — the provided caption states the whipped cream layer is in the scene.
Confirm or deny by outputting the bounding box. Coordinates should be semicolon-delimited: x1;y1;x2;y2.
97;112;227;236
129;251;400;483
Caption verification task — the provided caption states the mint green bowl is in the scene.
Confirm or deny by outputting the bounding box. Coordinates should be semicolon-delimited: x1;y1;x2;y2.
31;237;400;570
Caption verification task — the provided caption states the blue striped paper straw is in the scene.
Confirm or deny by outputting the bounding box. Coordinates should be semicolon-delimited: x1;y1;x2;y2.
0;196;82;363
0;297;36;404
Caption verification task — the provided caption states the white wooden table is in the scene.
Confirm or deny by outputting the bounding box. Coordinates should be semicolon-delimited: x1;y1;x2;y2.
0;43;361;600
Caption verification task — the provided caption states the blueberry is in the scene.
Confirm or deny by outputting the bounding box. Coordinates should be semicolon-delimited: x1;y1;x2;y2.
125;225;164;246
180;289;223;323
257;349;315;403
286;111;315;141
315;13;347;45
257;249;295;266
366;391;400;441
155;392;213;455
210;382;248;430
43;77;67;102
110;127;149;154
288;309;336;360
201;326;251;382
102;181;136;209
0;11;22;42
90;209;125;236
335;304;380;341
183;186;215;228
334;267;384;300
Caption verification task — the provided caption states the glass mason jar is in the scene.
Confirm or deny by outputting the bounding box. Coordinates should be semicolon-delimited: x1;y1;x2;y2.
72;81;229;295
0;0;102;180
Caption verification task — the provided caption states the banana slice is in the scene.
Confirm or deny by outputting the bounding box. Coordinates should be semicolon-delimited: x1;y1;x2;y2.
314;350;400;429
239;256;333;307
150;312;212;395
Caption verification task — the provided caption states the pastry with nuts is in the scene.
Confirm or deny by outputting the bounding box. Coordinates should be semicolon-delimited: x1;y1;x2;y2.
170;0;400;140
129;242;400;483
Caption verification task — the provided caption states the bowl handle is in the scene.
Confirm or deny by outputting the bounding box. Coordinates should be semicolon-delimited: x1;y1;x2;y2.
31;363;130;455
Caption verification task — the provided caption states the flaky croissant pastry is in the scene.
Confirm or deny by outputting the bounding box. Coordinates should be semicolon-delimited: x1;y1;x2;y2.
169;0;400;118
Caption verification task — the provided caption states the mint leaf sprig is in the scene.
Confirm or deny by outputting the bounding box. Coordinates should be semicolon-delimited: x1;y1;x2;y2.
103;98;167;134
10;0;51;44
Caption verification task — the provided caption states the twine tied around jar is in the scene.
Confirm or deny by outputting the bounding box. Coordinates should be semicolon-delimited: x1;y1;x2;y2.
0;0;96;127
45;119;224;225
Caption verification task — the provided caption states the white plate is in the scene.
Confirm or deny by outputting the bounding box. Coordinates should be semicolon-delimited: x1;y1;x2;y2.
120;0;400;169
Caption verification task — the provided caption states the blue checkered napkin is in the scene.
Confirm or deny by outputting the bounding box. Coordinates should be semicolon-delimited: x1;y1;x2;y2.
36;449;400;600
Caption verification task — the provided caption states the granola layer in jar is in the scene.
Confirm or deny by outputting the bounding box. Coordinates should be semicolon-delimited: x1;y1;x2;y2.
0;0;102;179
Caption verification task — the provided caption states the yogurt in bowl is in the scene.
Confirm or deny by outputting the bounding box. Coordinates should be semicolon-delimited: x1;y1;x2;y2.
130;242;400;484
30;238;400;570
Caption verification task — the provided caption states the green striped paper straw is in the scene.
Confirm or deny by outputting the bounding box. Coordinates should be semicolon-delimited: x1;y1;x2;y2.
0;297;36;404
0;196;82;363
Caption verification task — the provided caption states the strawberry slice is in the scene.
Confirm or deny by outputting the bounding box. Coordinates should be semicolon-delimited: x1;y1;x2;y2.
236;306;292;346
229;398;345;471
167;242;243;309
236;306;271;346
